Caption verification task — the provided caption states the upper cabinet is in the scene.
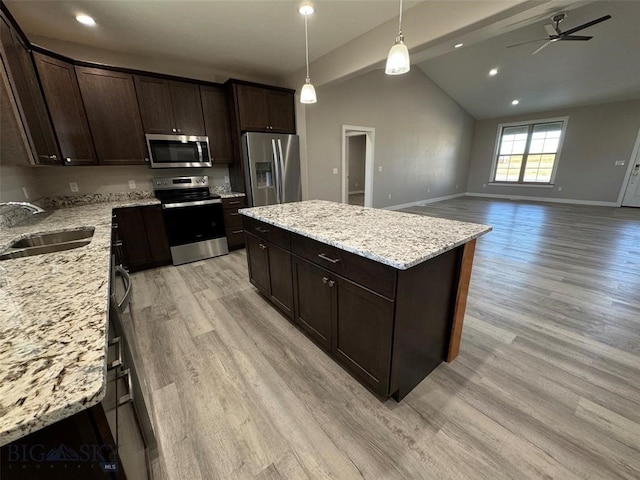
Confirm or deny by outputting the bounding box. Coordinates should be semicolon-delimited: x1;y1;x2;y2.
0;15;60;165
233;83;296;133
134;76;205;135
201;85;233;164
33;52;97;166
76;66;147;165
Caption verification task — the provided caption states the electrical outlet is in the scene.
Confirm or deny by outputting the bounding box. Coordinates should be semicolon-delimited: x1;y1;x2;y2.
456;184;459;189
427;188;430;193
69;182;79;193
615;161;625;166
388;193;392;199
22;187;29;200
557;186;563;192
128;180;136;189
224;175;230;184
332;168;338;174
378;166;383;172
483;183;487;188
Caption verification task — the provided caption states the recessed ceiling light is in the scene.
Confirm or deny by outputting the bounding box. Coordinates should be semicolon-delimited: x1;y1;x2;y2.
454;43;464;48
489;68;499;76
75;14;96;26
298;4;314;15
511;99;520;105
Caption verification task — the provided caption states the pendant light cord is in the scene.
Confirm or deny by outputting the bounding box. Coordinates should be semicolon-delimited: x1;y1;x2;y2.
304;14;310;79
398;0;403;35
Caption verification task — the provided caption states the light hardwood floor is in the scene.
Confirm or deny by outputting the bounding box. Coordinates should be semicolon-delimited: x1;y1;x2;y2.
129;197;640;479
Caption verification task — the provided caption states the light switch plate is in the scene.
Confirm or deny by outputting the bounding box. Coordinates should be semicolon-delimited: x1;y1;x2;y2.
332;168;338;174
69;182;79;193
128;180;136;189
378;166;383;172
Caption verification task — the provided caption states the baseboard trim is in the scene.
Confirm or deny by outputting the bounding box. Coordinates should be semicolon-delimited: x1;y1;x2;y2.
348;190;365;195
384;193;466;211
465;192;619;207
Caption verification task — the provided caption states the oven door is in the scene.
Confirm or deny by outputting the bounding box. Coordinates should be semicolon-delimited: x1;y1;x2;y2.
161;199;228;265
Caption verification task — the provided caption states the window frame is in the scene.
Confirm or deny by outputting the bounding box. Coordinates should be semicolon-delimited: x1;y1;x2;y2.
489;116;569;186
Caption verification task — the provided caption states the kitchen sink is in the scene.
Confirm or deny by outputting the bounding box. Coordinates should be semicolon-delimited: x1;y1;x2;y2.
0;227;95;261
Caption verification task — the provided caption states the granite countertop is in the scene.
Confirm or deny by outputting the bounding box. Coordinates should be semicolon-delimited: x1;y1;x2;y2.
219;191;246;199
0;198;159;446
240;200;492;270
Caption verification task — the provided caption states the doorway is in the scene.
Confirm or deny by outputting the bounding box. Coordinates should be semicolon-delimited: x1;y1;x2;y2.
621;131;640;207
342;125;374;207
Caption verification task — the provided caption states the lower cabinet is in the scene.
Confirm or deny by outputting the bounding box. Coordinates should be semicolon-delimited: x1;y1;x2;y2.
246;231;293;318
222;196;247;249
113;204;171;272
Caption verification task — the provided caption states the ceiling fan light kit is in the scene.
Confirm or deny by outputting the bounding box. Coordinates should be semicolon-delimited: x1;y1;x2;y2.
385;0;410;75
507;12;612;55
299;4;317;104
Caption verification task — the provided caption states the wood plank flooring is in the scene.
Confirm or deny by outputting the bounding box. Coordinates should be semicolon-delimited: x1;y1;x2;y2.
129;197;640;479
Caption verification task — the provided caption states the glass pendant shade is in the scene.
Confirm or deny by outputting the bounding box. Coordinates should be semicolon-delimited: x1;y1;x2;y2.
300;78;317;104
385;37;410;75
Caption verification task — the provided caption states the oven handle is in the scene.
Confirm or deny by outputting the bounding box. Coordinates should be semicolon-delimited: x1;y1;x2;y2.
162;198;222;209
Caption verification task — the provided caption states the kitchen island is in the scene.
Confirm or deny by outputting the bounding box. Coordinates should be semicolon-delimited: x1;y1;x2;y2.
241;200;491;400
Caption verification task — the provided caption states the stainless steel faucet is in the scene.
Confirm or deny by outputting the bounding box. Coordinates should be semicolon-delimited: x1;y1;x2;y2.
0;202;45;214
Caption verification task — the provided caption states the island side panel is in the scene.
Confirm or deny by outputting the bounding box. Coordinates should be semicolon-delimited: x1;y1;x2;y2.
446;238;477;362
390;246;461;400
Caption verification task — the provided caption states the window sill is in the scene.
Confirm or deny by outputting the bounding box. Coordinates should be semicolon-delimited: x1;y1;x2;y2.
488;183;555;188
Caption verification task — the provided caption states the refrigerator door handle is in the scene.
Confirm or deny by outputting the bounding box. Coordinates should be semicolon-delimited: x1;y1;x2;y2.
271;139;282;203
276;139;285;202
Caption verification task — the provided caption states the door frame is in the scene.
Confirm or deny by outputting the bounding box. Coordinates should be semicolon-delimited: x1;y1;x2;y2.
618;127;640;206
342;125;375;207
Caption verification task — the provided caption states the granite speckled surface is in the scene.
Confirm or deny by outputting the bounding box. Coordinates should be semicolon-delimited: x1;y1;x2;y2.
240;200;492;270
219;191;246;199
0;198;159;446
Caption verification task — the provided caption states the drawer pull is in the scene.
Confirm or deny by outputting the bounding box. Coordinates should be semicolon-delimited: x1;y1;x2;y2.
318;253;340;264
231;229;243;234
328;280;336;288
259;243;268;250
108;336;122;370
255;227;269;234
322;276;328;284
112;240;123;247
117;368;134;406
230;212;240;216
228;201;241;205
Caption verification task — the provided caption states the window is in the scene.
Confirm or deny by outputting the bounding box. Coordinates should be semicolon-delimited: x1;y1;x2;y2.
491;118;567;184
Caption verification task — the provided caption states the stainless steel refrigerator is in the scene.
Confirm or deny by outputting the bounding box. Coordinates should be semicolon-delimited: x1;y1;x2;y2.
242;132;301;207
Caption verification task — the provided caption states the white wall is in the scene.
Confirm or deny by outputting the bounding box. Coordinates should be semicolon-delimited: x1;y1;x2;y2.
304;68;474;208
0;165;42;202
466;99;640;204
348;135;366;193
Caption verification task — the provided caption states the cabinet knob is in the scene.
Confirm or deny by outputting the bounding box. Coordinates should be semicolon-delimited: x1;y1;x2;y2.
322;277;328;284
172;128;177;133
144;157;150;162
259;243;267;250
177;128;182;133
328;280;335;288
65;158;72;164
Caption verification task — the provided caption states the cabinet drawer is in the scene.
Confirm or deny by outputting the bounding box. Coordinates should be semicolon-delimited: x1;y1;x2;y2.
242;216;290;250
226;227;245;248
291;234;397;299
223;208;243;227
222;196;247;209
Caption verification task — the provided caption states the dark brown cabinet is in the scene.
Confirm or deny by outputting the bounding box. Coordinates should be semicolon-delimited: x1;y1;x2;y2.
201;85;233;163
244;215;470;400
113;205;171;272
134;75;205;135
222;195;247;249
33;52;96;165
76;66;147;165
233;83;295;133
0;15;60;165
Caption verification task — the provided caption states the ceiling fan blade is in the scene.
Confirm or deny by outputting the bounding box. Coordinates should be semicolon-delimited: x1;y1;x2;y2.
562;14;611;35
531;41;551;55
558;35;593;41
507;38;548;48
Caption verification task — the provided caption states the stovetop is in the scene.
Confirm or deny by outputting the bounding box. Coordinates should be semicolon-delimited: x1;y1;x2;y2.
153;176;220;204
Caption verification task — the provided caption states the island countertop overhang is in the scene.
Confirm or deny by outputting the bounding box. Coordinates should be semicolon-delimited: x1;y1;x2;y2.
240;200;492;270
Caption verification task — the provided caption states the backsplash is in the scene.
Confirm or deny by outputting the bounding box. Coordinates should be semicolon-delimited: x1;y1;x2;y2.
40;191;155;210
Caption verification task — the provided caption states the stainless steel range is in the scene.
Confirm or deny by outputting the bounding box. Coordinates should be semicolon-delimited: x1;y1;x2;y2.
153;175;228;265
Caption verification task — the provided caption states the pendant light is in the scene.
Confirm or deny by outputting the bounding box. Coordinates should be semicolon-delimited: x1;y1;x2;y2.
299;4;317;104
385;0;410;75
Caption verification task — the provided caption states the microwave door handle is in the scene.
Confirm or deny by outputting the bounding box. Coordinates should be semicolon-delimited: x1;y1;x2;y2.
196;141;204;163
276;139;285;203
271;139;282;203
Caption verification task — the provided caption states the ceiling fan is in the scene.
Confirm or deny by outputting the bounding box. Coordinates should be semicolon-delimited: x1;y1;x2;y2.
508;12;612;55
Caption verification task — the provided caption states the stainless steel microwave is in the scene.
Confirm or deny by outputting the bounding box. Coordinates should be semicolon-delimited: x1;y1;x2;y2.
145;134;212;168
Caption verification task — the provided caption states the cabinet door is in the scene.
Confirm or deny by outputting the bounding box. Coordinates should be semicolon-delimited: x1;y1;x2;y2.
292;257;333;350
268;242;293;318
141;204;171;265
134;75;174;134
115;207;151;271
201;85;232;163
246;232;270;294
0;18;60;165
236;84;269;131
267;89;295;133
33;52;96;165
76;66;147;165
0;57;33;165
169;81;205;135
333;278;394;395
